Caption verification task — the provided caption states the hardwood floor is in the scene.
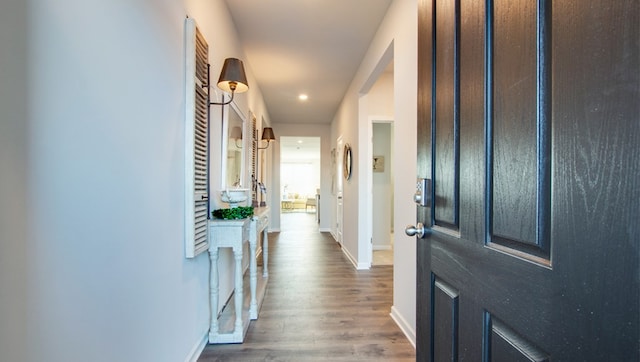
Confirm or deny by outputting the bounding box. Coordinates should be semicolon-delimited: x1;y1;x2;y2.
199;212;415;361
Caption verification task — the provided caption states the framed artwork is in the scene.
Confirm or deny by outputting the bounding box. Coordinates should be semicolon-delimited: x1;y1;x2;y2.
373;156;384;172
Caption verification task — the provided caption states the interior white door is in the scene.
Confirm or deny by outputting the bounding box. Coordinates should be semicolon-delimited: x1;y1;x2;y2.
336;136;344;245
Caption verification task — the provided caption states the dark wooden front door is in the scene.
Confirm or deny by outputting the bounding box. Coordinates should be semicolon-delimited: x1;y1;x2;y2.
415;1;639;360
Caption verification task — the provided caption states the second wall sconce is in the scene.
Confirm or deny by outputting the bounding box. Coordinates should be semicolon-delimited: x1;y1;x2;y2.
256;127;276;149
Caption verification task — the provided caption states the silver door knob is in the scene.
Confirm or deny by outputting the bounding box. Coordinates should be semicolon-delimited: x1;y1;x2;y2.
405;223;427;238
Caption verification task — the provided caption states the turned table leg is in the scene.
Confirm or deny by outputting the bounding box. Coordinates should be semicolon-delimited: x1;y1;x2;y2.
232;245;243;334
249;234;258;319
208;248;220;340
262;227;269;277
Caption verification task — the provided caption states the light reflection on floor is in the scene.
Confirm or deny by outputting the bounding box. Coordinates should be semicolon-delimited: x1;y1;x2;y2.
281;212;394;266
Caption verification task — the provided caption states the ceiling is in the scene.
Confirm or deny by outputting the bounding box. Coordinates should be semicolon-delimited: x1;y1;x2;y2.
280;136;321;162
223;0;393;125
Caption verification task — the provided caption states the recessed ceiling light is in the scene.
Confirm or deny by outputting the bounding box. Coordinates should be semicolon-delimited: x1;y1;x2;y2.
297;140;303;144
298;94;308;101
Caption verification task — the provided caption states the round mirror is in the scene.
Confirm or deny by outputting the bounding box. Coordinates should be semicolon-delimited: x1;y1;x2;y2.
343;144;352;180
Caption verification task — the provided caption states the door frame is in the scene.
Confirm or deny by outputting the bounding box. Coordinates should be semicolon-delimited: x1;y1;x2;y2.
335;135;344;246
357;47;395;269
369;120;395;265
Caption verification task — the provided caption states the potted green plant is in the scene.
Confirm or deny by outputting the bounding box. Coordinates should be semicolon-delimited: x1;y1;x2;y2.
211;206;254;220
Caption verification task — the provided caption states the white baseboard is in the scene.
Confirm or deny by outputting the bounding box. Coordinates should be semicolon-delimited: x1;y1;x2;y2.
184;331;208;362
330;231;337;241
340;246;358;268
319;227;331;232
372;244;392;251
340;245;371;270
390;305;416;349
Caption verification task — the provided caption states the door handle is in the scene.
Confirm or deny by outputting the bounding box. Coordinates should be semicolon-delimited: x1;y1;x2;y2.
405;223;430;239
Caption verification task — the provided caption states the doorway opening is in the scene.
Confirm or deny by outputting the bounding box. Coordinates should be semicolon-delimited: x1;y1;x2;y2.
279;136;321;231
371;122;394;266
359;52;394;269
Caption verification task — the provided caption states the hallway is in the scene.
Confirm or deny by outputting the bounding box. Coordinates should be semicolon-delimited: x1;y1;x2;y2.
199;212;415;361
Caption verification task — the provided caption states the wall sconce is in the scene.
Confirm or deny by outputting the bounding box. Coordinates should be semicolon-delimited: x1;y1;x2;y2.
257;127;276;149
255;127;275;207
208;57;249;106
229;126;243;148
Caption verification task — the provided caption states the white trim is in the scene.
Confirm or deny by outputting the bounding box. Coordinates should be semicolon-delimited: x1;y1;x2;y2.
390;305;416;349
319;227;332;232
341;246;371;270
357;95;373;268
369;118;394;264
358;41;394;272
341;245;357;267
184;331;208;362
184;18;197;258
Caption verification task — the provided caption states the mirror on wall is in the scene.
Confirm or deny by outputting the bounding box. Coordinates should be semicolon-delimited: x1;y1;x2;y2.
222;102;246;189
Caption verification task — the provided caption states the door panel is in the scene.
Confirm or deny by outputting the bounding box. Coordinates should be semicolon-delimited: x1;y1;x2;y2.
492;0;539;248
489;0;552;262
486;314;549;362
434;0;460;228
432;277;460;361
416;0;639;361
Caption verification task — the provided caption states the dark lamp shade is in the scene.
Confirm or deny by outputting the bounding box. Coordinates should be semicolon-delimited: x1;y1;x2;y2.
217;58;249;93
230;126;242;140
261;127;275;142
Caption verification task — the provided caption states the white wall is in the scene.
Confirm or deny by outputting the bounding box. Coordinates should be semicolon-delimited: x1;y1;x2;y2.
26;1;207;360
331;0;417;345
0;1;270;361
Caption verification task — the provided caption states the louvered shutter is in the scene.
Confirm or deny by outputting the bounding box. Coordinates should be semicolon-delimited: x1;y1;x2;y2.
185;18;209;257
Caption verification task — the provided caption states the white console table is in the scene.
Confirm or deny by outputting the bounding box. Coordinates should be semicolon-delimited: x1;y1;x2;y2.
207;207;269;344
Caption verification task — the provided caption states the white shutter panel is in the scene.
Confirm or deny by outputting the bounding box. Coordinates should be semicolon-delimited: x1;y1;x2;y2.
185;18;210;257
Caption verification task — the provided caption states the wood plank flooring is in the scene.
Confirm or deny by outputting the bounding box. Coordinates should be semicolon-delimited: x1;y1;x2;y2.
199;212;415;361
